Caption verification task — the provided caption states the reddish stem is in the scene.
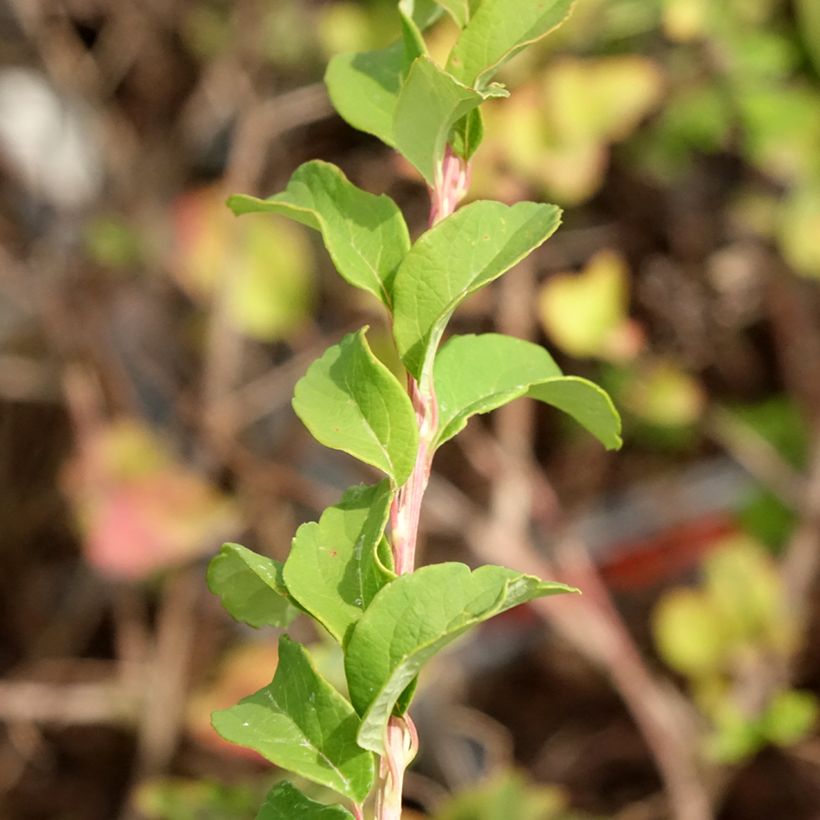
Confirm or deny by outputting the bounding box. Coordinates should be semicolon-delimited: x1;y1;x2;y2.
377;148;469;820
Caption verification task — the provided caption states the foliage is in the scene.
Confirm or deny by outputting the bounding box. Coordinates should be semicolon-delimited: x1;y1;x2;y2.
206;1;621;816
652;536;818;763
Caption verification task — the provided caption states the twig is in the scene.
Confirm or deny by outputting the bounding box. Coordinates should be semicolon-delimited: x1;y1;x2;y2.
0;679;138;725
705;406;803;508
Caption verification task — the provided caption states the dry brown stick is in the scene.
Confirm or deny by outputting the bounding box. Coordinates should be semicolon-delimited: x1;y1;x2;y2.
764;266;820;663
0;679;139;726
782;438;820;636
705;406;804;508
130;569;202;780
199;79;331;465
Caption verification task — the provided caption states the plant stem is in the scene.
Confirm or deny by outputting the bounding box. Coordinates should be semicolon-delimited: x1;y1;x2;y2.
378;147;470;820
390;146;469;577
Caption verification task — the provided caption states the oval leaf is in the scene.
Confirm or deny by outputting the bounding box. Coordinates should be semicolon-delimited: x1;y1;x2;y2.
398;0;443;66
284;481;395;645
292;329;419;486
212;636;375;803
434;333;621;450
207;543;299;629
447;0;575;89
434;333;561;445
437;0;472;28
344;562;577;753
228;161;409;307
256;782;354;820
528;376;622;450
392;200;562;379
393;57;501;186
325;43;404;148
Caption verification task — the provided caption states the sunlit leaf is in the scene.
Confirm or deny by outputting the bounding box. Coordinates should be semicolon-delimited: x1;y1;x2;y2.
392;200;561;379
257;782;354;820
228;161;409;307
284;482;395;644
434;333;622;449
208;543;299;629
446;0;575;89
292;329;419;486
325;42;405;147
344;562;577;753
212;636;375;802
393;56;500;185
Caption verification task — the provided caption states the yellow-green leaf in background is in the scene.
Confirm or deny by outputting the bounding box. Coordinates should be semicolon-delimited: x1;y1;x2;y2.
662;0;709;42
652;587;728;677
779;186;820;279
171;186;313;342
538;250;642;362
704;536;790;650
620;360;704;428
485;56;662;203
435;769;569;820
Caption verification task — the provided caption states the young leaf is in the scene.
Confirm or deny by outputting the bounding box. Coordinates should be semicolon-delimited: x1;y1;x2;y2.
344;562;577;753
434;333;561;445
292;329;419;486
284;481;395;645
324;5;442;147
393;57;503;185
437;0;472;28
392;200;562;379
433;333;622;450
227;161;409;307
528;377;623;450
450;108;485;161
207;543;299;629
447;0;575;89
212;636;375;803
325;43;404;149
256;782;354;820
398;0;442;66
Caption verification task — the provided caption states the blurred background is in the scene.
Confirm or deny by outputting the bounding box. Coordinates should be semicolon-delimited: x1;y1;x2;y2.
2;0;820;818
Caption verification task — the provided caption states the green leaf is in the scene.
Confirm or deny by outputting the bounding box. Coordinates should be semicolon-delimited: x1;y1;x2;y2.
284;481;395;645
292;329;419;486
325;42;404;148
528;377;622;450
392;200;562;380
437;0;472;28
398;0;442;66
227;161;409;307
431;334;621;447
450;108;485;161
324;4;443;147
344;562;577;753
256;782;354;820
212;636;375;803
434;333;561;445
447;0;575;89
797;0;820;75
207;543;299;629
393;57;503;185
